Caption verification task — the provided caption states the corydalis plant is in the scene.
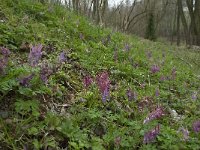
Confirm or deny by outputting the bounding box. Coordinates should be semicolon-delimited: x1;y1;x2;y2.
192;120;200;133
40;63;53;84
143;106;164;124
155;88;160;97
19;74;34;87
192;91;198;100
126;88;137;101
150;65;160;74
96;71;110;102
59;52;66;63
143;124;160;144
28;44;43;66
83;75;93;89
102;34;111;46
178;127;189;141
124;43;131;51
0;47;10;73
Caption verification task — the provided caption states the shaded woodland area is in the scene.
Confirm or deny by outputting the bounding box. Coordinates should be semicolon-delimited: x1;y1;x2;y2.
44;0;200;46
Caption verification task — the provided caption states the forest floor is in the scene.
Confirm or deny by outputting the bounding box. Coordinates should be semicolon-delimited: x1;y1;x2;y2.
0;0;200;150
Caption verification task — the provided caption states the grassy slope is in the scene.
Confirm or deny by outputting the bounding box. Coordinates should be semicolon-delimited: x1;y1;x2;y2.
0;0;200;149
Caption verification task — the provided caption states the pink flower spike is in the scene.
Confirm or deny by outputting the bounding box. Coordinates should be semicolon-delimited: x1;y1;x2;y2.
143;107;165;124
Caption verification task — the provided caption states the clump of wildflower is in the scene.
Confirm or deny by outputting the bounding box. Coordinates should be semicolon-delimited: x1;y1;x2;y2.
191;91;198;100
79;33;84;40
0;47;10;73
124;43;131;51
96;71;110;102
28;44;43;66
40;63;53;84
19;74;34;87
150;65;160;74
126;88;137;101
1;47;10;56
160;76;166;81
102;34;111;46
143;107;164;124
178;127;189;141
143;124;160;144
59;52;66;63
192;120;200;133
83;75;93;89
155;88;160;97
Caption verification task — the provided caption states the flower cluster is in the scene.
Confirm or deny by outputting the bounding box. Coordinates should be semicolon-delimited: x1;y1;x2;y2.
126;88;137;101
96;71;110;102
192;120;200;133
143;107;164;124
143;124;160;144
155;88;160;97
28;44;43;66
0;47;10;73
59;52;67;63
124;43;131;51
83;75;93;89
191;91;198;100
150;65;160;74
19;74;34;87
178;127;189;141
102;34;111;46
40;63;53;84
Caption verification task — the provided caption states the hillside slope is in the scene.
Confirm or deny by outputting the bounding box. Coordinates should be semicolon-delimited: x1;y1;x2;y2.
0;0;200;149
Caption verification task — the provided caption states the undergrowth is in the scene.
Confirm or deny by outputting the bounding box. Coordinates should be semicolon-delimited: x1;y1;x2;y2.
0;0;199;150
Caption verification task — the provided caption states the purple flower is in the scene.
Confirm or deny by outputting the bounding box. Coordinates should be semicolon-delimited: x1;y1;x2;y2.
160;76;166;81
59;52;66;63
191;91;198;100
143;124;160;144
40;63;53;84
178;127;189;141
96;71;110;102
150;65;160;74
124;43;131;51
193;120;200;133
1;47;10;57
79;33;84;40
155;88;160;97
19;74;34;87
126;88;137;101
0;47;10;73
83;75;93;89
102;34;111;45
143;107;164;124
28;44;43;66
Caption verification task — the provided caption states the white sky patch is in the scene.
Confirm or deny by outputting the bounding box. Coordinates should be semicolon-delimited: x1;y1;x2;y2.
61;0;136;8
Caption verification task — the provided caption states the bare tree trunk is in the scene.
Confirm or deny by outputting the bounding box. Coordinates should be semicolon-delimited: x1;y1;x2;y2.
194;0;200;45
177;0;190;45
177;0;181;46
